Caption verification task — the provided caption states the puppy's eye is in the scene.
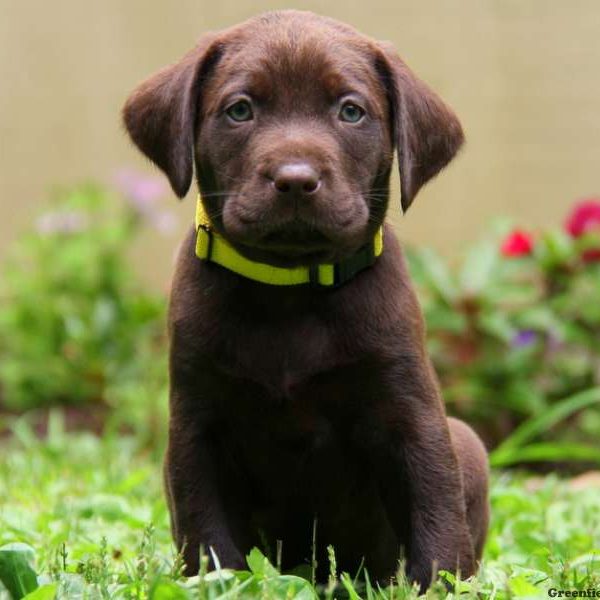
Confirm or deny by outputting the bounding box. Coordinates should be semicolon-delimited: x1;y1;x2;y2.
226;100;253;122
339;102;365;123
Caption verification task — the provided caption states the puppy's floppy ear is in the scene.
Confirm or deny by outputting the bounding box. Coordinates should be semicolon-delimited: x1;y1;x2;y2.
122;34;221;198
376;42;464;212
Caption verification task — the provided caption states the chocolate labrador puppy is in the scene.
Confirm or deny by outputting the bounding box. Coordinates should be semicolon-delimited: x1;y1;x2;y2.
123;10;489;589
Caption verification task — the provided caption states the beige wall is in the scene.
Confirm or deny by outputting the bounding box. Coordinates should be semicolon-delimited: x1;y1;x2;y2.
1;0;599;287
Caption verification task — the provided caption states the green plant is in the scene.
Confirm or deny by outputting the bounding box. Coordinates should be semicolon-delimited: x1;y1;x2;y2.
0;182;168;420
489;387;600;467
406;198;600;451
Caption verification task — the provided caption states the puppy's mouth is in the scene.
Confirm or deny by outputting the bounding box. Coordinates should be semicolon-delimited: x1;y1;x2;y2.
229;223;336;265
219;202;369;265
259;227;331;254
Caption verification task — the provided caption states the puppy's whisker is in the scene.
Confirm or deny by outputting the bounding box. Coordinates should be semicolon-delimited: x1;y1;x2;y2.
217;172;247;184
199;192;233;198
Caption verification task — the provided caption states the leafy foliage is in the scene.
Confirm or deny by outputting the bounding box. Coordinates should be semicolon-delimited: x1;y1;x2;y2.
406;200;600;449
0;185;168;422
490;387;600;467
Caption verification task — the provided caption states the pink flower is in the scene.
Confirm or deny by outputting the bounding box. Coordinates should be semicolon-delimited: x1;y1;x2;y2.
500;230;534;257
113;168;178;235
565;199;600;237
566;199;600;262
36;211;89;235
113;168;167;213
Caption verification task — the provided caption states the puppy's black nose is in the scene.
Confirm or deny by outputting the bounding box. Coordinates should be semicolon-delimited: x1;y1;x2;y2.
272;163;321;195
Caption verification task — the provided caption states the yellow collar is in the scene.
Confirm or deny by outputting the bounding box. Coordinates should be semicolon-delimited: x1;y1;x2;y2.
195;195;383;287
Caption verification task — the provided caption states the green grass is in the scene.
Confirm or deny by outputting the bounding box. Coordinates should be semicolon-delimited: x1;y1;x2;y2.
1;414;599;599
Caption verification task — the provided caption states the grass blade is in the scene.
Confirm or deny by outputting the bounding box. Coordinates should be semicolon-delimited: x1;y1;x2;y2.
492;387;600;455
490;442;600;467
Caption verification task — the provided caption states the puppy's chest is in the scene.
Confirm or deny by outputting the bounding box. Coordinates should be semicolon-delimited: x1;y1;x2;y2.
200;304;388;489
211;312;351;399
219;348;381;496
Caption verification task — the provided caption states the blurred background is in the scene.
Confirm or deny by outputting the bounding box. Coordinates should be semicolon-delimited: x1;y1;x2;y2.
1;0;600;458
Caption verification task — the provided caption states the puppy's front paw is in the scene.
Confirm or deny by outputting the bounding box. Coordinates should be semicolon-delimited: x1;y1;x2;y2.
182;543;246;576
407;533;476;592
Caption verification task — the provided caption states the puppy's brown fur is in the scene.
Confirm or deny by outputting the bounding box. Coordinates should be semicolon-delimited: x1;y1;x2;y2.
123;10;489;589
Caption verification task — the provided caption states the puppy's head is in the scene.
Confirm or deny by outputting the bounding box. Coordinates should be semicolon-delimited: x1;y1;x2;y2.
123;11;463;266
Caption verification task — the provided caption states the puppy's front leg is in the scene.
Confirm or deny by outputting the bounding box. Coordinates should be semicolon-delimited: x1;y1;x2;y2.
372;362;475;589
165;388;248;575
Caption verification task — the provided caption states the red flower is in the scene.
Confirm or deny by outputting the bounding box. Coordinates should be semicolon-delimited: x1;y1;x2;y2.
566;199;600;262
501;230;534;257
565;199;600;237
582;249;600;262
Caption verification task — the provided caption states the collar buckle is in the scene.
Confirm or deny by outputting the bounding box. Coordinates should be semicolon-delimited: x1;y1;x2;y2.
332;242;376;287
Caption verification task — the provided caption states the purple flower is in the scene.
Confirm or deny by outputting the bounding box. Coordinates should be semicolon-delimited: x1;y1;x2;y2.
36;211;89;235
113;168;178;235
511;330;538;348
113;168;168;214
